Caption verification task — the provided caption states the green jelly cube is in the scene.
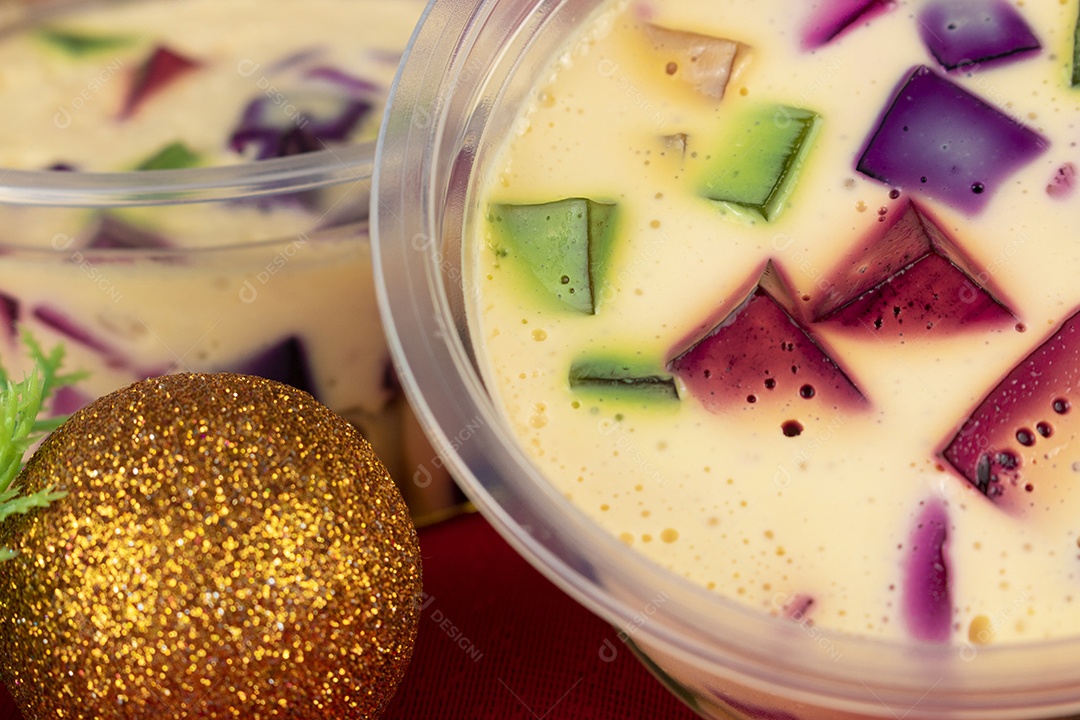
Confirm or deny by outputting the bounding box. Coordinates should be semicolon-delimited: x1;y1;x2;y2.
135;141;201;171
489;198;618;314
701;104;821;222
1073;6;1080;87
36;27;136;57
569;357;679;403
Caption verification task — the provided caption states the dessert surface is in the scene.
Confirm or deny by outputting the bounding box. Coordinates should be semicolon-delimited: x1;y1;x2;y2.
471;0;1080;643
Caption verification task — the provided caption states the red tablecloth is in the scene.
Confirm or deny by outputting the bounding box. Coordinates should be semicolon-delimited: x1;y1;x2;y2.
0;512;698;719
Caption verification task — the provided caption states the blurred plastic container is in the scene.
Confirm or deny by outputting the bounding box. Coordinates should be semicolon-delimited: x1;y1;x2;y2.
0;0;452;504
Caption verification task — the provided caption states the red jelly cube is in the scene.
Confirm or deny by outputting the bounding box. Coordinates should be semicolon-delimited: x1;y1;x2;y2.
942;311;1080;516
813;199;1017;336
668;262;866;418
119;45;200;120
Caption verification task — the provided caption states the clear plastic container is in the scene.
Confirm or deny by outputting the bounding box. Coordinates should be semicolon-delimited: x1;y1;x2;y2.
370;1;1080;717
0;0;428;486
0;149;391;428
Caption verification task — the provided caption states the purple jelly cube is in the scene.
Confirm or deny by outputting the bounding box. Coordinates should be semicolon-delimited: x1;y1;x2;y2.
50;384;93;417
903;499;952;642
304;66;380;97
233;336;316;398
85;215;172;251
382;356;401;395
918;0;1040;71
32;305;127;370
709;690;803;720
857;65;1046;213
0;292;18;343
801;0;894;50
229;94;372;160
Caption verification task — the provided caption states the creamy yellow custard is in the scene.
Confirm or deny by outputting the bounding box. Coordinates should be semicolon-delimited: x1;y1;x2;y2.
471;0;1080;642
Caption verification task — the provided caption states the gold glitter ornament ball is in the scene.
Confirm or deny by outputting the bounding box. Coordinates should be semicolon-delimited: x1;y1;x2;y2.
0;372;422;720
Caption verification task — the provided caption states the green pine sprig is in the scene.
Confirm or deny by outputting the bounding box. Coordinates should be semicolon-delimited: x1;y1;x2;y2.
0;334;86;561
